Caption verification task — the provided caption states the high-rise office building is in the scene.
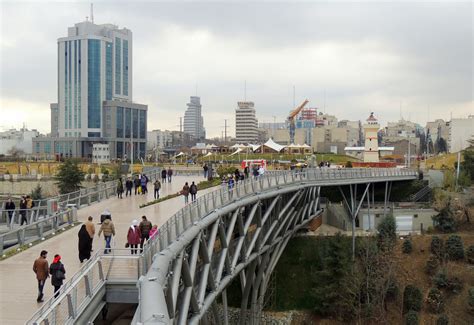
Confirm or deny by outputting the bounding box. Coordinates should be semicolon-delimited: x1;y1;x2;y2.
183;96;205;140
33;19;147;160
235;101;258;143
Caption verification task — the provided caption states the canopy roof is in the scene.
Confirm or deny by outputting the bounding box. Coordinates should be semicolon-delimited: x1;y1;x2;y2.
261;138;285;152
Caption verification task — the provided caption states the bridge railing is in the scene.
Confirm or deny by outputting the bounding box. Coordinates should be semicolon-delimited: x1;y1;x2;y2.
27;249;141;325
0;208;78;255
1;168;163;227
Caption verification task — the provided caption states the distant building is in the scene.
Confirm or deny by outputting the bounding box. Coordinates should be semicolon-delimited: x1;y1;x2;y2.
183;96;205;140
235;101;259;143
33;18;148;160
92;143;110;164
448;116;474;152
0;128;40;155
147;129;173;150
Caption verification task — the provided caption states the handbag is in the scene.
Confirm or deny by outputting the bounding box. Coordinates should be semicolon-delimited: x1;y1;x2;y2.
125;242;129;248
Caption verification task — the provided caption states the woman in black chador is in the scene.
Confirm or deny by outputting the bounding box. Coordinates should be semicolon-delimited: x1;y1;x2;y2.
78;224;92;263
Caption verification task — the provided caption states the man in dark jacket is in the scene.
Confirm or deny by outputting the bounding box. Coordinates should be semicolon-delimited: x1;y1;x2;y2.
139;216;153;251
167;167;173;183
161;169;167;183
5;197;15;224
33;250;49;302
125;178;133;197
19;196;28;225
190;181;198;202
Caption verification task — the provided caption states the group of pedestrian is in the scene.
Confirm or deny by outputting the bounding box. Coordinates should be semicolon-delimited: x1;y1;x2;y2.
161;167;173;183
252;165;265;178
4;195;34;225
181;181;198;203
126;216;156;254
318;161;332;168
33;250;66;302
119;174;151;198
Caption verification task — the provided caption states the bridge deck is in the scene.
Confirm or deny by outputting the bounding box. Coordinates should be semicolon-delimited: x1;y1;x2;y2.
0;175;206;325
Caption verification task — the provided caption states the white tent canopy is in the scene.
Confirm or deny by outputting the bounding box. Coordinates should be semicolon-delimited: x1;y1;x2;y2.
174;152;186;158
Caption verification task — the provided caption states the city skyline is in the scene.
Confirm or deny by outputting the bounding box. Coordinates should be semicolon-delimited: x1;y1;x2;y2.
1;1;472;137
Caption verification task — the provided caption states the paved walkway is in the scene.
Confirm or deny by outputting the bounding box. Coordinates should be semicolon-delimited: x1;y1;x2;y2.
0;175;210;324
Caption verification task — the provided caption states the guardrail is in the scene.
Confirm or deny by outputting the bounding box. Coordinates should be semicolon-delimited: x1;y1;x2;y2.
26;168;417;324
0;207;78;255
27;249;142;325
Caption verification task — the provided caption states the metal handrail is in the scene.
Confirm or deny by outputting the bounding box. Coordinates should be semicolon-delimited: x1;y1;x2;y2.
26;167;418;324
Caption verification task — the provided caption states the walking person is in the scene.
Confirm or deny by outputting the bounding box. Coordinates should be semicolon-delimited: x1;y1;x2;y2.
49;254;66;299
203;164;208;178
19;196;27;226
125;177;133;197
141;175;148;195
127;220;141;254
149;225;159;241
5;197;15;224
78;224;92;263
134;176;140;195
182;182;190;204
139;215;152;251
161;168;167;183
33;250;49;302
98;215;115;254
167;167;173;183
190;181;198;203
85;216;95;246
153;179;161;200
228;176;235;198
244;166;249;179
117;179;124;199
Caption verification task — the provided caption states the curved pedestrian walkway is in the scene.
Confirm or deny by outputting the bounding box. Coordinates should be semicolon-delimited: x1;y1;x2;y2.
0;175;208;324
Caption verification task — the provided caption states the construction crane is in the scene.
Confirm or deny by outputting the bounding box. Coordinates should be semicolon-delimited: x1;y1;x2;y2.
288;99;309;144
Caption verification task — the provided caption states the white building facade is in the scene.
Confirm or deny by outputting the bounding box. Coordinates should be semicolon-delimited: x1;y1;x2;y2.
0;128;39;155
92;143;110;163
147;129;173;150
235;101;258;143
57;20;133;138
448;116;474;152
183;96;205;140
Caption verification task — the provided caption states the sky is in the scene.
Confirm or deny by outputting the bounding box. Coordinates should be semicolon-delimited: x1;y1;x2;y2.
0;0;473;138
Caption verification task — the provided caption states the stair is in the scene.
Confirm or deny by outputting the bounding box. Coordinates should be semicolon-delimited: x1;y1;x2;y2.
410;186;432;202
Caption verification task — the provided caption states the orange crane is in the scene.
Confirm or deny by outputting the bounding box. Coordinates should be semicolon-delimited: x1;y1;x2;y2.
288;99;309;144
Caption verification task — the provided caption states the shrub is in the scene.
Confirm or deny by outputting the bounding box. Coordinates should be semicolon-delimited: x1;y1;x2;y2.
436;314;449;325
445;235;464;261
403;285;423;313
425;255;440;276
468;287;474;314
433;270;449;289
446;277;463;294
467;245;474;264
431;236;444;259
404;310;419;325
426;288;444;313
402;238;413;254
30;184;43;200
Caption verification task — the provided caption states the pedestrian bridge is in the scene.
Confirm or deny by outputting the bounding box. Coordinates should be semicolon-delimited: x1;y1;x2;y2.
26;168;417;325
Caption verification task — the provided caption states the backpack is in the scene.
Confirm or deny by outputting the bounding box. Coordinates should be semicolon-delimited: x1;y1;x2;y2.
55;268;65;280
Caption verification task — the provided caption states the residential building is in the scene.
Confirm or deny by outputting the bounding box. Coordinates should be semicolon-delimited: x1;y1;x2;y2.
147;129;173;150
92;143;110;163
448;116;474;152
33;18;148;160
183;96;205;140
235;101;258;143
0;128;40;155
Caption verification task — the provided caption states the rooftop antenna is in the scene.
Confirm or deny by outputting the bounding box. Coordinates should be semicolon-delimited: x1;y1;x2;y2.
90;3;94;23
244;80;247;101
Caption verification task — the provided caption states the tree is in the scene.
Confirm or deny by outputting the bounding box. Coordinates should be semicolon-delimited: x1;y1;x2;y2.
7;146;25;158
30;184;43;200
425;255;440;276
432;201;456;233
462;148;474;181
436;314;449;325
377;214;397;251
468;287;474;314
405;310;420;325
467;245;474;264
54;159;85;194
435;137;448;154
403;285;423;313
426;288;444;313
431;236;444;259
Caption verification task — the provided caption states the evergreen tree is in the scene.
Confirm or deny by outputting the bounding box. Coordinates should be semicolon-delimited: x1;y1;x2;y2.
377;214;397;251
445;235;464;261
462;148;474;181
312;233;351;318
432;201;456;233
54;159;85;194
30;184;43;200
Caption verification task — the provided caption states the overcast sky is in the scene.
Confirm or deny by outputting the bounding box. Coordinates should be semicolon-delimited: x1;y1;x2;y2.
1;0;473;137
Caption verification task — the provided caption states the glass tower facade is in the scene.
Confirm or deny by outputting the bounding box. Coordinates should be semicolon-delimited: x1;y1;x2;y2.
87;39;101;129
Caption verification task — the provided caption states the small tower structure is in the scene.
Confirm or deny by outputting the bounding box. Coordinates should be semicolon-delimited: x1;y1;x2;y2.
363;112;380;162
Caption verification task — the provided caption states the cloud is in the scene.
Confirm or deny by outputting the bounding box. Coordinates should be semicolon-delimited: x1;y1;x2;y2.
1;1;472;137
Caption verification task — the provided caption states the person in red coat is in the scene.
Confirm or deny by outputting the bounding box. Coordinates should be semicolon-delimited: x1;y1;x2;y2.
127;220;141;254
